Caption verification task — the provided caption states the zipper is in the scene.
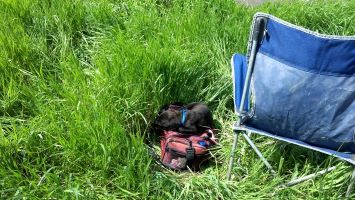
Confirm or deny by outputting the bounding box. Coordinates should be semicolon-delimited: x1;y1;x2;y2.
165;140;205;156
166;138;206;149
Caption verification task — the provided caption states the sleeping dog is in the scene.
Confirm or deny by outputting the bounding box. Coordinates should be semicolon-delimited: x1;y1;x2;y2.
152;102;213;134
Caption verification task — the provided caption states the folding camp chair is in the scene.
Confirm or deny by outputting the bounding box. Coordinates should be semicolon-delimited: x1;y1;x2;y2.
227;13;355;198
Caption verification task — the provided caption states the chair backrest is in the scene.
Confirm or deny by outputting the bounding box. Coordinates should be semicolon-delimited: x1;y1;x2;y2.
243;13;355;153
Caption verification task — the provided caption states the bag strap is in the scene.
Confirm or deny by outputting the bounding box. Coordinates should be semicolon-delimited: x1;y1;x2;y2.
185;141;195;164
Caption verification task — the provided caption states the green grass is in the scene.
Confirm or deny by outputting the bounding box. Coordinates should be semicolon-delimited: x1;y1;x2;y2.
0;0;354;199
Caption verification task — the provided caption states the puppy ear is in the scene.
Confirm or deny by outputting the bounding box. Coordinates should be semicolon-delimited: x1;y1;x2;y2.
158;104;170;115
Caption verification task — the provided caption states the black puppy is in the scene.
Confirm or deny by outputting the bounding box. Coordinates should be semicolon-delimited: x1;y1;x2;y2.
153;102;213;134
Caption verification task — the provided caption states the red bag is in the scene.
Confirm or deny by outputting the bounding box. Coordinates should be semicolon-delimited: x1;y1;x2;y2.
160;130;217;170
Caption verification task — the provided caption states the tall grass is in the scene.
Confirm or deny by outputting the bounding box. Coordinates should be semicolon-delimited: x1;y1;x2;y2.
0;0;354;199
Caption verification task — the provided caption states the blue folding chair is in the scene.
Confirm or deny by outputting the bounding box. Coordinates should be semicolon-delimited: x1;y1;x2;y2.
227;13;355;198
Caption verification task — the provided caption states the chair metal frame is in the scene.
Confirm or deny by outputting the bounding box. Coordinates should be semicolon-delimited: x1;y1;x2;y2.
226;16;355;199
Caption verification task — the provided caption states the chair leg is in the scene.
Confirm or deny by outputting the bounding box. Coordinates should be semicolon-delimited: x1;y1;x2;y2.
285;166;337;187
242;133;276;176
227;130;240;180
346;168;355;199
237;131;252;164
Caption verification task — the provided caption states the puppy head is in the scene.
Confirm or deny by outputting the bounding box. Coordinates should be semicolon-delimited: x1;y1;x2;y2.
153;109;180;129
157;102;184;115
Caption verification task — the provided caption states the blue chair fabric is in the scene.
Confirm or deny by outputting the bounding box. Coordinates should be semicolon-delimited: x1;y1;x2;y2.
232;13;355;159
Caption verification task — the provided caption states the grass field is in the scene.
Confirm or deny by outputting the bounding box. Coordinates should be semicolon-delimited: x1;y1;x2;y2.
1;0;354;199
